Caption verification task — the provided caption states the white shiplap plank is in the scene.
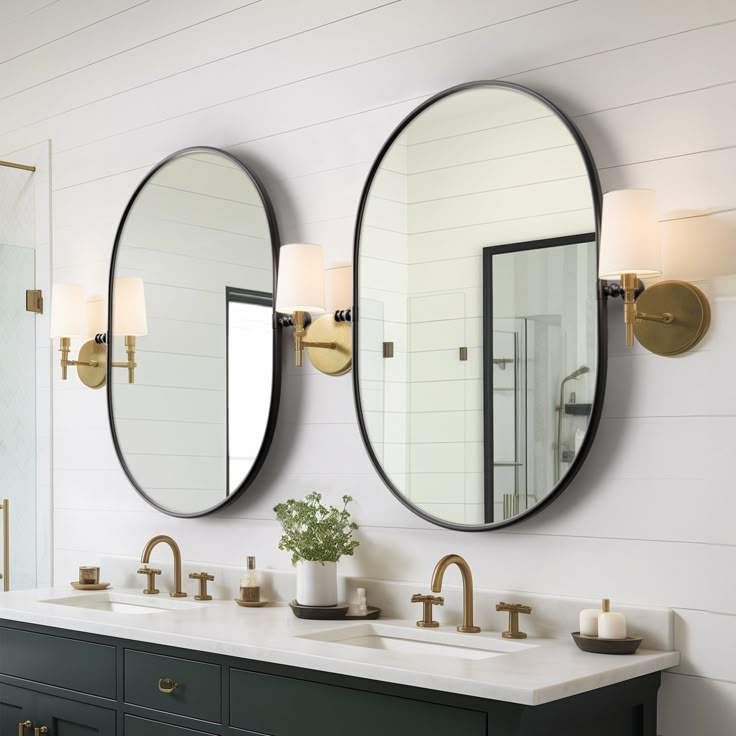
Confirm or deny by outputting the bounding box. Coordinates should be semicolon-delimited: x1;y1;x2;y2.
0;0;258;99
6;0;733;187
0;0;147;65
0;0;395;130
658;674;736;736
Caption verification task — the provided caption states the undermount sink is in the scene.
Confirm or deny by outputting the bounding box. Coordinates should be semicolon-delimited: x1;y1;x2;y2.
41;591;194;615
298;623;536;662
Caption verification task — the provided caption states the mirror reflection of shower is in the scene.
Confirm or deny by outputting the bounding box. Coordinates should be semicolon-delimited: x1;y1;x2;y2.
555;365;591;483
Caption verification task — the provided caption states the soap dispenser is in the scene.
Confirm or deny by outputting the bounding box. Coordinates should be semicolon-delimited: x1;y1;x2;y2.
239;556;260;604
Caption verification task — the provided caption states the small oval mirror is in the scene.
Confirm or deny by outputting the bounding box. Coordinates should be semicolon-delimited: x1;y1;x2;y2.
108;147;280;517
354;82;605;530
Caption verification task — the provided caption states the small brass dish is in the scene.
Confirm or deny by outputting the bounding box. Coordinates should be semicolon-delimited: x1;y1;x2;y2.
70;582;111;591
572;632;642;655
234;599;268;608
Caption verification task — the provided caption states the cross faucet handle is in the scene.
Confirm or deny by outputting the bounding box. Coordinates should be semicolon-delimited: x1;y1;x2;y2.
411;593;444;628
137;566;161;595
189;571;215;601
496;601;533;639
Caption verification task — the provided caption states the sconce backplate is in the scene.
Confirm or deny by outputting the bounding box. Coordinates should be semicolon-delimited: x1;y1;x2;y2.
305;316;352;376
77;339;107;389
634;280;710;356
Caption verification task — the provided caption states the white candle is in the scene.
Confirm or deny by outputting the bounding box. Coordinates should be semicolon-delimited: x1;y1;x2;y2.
597;598;627;639
579;608;600;637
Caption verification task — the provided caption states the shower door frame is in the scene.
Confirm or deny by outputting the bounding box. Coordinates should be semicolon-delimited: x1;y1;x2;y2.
0;141;52;588
482;232;596;524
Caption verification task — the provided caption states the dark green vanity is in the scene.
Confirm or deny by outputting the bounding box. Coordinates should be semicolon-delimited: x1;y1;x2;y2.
0;620;661;736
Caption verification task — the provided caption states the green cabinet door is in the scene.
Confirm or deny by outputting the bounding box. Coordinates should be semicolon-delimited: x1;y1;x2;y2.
0;685;115;736
36;692;116;736
230;668;487;736
0;683;35;735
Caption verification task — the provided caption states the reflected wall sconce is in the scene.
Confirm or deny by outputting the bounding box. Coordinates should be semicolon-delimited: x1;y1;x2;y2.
599;189;710;356
275;243;352;376
50;277;148;389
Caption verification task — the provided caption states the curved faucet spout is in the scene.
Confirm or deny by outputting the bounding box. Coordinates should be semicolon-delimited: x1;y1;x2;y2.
140;535;187;598
430;554;480;633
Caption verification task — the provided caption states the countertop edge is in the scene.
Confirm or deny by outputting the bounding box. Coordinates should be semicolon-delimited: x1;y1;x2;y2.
0;599;680;707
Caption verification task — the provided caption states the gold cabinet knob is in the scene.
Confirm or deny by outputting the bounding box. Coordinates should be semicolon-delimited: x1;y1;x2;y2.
158;677;179;694
35;728;49;736
18;721;32;736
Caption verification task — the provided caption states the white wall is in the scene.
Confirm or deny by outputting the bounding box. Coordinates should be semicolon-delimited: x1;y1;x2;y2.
1;1;735;732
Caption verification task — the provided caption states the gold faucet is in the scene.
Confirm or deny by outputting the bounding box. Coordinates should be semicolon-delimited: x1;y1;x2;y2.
140;535;187;598
430;554;480;633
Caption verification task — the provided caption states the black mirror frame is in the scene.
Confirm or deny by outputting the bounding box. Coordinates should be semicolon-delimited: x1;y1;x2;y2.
107;146;282;518
352;81;606;531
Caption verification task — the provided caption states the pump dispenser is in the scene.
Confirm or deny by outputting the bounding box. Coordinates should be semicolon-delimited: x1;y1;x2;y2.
240;556;260;603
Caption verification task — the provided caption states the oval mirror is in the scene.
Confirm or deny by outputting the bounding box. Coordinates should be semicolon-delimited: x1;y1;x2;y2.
354;82;605;530
108;147;280;517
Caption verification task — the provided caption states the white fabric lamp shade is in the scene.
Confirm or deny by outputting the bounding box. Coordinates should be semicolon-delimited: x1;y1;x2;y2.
86;295;107;336
50;283;87;338
325;263;353;312
276;243;326;314
599;189;663;279
112;277;148;336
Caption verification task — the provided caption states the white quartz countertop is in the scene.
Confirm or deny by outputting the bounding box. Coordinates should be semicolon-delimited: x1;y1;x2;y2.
0;587;679;706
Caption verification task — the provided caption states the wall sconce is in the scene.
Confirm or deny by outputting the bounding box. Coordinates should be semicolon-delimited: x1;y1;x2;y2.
275;243;352;376
599;189;710;356
50;277;148;388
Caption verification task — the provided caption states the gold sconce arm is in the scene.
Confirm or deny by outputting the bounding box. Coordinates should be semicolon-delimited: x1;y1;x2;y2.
57;335;139;388
292;311;336;368
615;273;710;355
110;335;137;383
59;337;71;380
56;337;107;389
287;310;351;376
621;273;638;348
621;273;674;347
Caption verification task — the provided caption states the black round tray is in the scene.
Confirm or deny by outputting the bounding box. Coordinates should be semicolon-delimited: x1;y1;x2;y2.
572;632;643;655
289;601;381;620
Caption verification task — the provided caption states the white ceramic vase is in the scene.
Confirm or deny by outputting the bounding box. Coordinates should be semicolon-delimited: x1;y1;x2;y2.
296;560;337;606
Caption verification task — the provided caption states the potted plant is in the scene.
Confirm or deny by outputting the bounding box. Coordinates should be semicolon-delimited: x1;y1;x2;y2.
274;492;359;606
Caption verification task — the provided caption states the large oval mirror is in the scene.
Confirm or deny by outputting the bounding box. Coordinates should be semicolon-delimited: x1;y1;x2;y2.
354;82;605;530
108;147;280;517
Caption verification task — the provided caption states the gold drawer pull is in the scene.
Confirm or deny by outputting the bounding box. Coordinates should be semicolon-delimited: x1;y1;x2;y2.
18;721;32;736
35;728;49;736
158;677;179;694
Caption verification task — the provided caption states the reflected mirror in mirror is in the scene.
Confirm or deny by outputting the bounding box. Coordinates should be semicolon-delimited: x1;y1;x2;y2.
355;82;605;530
108;147;280;517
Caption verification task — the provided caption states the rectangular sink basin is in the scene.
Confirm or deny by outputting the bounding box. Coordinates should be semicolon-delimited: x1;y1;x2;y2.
41;591;194;615
298;623;535;662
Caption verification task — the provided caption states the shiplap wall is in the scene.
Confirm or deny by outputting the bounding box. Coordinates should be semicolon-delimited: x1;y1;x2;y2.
1;1;735;732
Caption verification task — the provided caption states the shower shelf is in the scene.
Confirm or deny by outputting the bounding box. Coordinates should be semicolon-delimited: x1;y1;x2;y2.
564;403;592;416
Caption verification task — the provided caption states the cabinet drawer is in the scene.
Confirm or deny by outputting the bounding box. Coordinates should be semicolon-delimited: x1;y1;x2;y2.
230;668;486;736
124;650;221;723
125;714;219;735
0;627;116;699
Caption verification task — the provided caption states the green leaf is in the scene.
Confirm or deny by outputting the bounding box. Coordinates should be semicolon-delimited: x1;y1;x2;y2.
273;492;360;565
